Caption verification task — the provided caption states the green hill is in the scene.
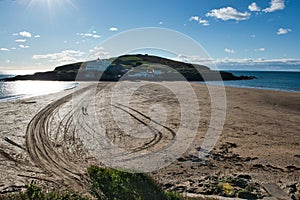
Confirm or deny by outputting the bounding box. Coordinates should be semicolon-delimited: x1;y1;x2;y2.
2;54;254;81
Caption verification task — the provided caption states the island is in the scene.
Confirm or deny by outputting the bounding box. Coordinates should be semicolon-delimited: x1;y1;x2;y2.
1;54;254;82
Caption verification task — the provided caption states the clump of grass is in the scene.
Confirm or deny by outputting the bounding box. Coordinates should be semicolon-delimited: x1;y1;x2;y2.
87;165;183;200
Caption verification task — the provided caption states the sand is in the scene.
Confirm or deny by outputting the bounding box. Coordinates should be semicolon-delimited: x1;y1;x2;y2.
0;81;299;198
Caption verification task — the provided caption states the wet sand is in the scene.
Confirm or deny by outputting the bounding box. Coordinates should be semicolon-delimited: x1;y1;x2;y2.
0;82;299;198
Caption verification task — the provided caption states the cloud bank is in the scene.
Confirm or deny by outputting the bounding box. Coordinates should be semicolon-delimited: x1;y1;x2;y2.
33;50;85;64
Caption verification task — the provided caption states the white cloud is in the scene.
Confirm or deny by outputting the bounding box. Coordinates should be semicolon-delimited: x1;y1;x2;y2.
12;33;18;36
0;48;10;51
176;55;213;64
83;33;92;37
189;16;200;21
198;19;210;26
19;31;32;38
215;58;300;67
5;60;10;64
19;44;30;49
88;46;110;60
173;55;300;71
33;50;85;64
206;7;251;21
189;16;210;26
263;0;285;13
92;34;101;38
109;27;118;31
15;39;27;43
34;35;41;38
255;47;265;51
76;33;101;39
11;47;17;50
89;46;105;53
224;48;235;53
159;21;163;25
277;28;291;35
248;2;261;12
222;58;298;64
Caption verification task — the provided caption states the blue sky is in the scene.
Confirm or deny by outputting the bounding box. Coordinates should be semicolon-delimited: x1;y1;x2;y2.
0;0;299;71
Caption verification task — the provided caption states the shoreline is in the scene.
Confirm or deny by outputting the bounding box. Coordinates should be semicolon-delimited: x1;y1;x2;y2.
201;81;300;93
0;82;299;198
0;79;299;104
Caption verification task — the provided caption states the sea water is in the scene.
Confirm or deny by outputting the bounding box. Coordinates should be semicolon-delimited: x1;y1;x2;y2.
204;71;300;92
0;71;78;102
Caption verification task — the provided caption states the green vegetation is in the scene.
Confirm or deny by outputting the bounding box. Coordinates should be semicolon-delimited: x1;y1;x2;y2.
0;181;87;200
214;176;261;198
88;166;183;200
0;166;183;200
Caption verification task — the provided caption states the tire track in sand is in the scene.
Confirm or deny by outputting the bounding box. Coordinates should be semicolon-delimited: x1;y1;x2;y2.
25;82;177;190
25;84;101;190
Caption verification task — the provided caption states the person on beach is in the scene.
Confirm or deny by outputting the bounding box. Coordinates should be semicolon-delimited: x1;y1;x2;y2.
82;106;88;115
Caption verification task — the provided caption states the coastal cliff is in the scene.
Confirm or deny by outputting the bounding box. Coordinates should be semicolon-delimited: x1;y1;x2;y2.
2;54;254;82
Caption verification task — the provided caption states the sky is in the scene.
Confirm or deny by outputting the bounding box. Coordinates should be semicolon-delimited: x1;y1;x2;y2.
0;0;299;71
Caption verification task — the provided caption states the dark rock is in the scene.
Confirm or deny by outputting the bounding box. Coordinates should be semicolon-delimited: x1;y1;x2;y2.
237;190;258;199
233;178;248;188
252;164;264;169
177;157;187;162
173;185;187;191
190;165;197;169
163;183;174;189
188;179;195;184
237;174;252;180
186;187;197;193
286;165;300;172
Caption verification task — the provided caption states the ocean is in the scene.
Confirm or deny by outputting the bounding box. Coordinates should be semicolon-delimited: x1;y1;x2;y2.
204;71;300;92
0;70;299;102
0;71;78;102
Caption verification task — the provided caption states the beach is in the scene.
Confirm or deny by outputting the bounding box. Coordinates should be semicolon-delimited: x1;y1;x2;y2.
0;82;299;198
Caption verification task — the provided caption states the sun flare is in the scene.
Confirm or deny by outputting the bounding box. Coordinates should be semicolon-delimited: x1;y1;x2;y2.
27;0;75;12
